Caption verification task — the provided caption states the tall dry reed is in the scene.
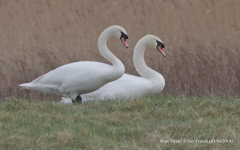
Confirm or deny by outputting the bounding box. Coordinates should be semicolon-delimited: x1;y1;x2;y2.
0;0;240;100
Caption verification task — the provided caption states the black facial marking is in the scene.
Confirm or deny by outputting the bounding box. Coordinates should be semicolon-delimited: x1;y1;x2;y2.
120;31;128;40
156;40;165;49
156;40;166;57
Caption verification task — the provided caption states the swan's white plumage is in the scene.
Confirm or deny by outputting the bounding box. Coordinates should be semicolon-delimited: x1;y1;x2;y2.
81;73;164;101
19;25;128;101
60;35;165;103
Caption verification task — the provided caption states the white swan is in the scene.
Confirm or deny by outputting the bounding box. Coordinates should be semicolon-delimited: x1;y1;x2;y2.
60;34;165;103
19;25;129;102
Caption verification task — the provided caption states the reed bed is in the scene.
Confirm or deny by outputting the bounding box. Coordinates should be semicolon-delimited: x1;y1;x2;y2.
0;0;240;100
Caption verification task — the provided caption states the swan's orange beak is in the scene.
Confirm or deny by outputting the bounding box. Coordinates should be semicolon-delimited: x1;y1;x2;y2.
121;37;129;48
157;45;166;57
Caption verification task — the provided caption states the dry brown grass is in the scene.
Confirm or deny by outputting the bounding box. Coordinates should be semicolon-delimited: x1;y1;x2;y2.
0;0;240;99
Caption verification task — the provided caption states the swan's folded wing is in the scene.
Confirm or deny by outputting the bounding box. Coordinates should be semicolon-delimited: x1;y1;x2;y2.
30;61;112;85
82;74;152;100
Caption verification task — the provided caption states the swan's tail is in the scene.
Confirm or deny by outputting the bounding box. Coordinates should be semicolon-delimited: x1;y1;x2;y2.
19;83;62;96
19;83;32;90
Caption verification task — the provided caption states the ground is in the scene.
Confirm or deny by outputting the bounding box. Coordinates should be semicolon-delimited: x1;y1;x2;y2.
0;95;239;149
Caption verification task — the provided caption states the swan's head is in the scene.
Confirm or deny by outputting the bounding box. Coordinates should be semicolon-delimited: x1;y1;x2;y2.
145;34;166;57
111;25;129;48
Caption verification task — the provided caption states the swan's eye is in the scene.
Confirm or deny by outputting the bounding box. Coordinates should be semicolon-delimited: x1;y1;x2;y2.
120;31;128;40
156;40;165;49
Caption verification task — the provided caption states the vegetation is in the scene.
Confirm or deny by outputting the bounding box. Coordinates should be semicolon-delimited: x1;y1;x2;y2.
0;95;239;149
0;0;240;99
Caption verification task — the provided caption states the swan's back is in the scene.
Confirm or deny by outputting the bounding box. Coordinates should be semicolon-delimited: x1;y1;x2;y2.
81;73;164;101
20;61;121;96
32;61;114;85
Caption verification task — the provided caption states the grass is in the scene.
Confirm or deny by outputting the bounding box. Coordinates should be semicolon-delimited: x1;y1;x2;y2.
0;95;239;149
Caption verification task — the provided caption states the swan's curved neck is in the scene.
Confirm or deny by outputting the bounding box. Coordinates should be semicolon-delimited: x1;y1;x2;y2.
97;28;124;70
133;38;161;79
